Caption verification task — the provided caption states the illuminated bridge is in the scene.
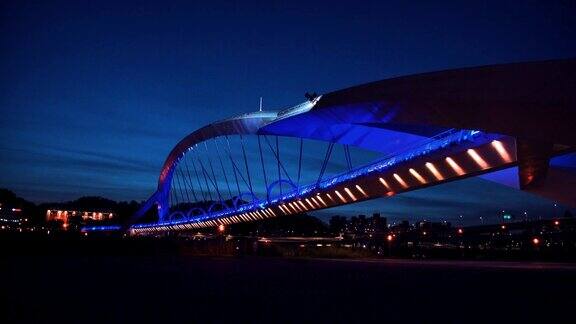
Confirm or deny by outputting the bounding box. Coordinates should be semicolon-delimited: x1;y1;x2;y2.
128;59;576;235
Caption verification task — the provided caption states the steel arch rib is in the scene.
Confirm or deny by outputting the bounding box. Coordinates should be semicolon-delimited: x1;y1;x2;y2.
153;111;281;220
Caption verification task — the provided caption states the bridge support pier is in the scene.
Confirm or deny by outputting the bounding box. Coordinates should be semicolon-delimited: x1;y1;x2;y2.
517;139;576;208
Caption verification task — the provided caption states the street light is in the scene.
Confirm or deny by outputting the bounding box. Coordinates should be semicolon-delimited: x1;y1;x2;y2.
554;203;558;218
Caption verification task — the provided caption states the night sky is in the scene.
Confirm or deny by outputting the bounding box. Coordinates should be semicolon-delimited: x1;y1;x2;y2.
1;0;575;224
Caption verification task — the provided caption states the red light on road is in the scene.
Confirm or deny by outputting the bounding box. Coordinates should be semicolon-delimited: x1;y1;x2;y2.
387;234;393;242
554;220;560;226
218;224;225;232
532;237;540;245
457;228;463;234
501;225;506;230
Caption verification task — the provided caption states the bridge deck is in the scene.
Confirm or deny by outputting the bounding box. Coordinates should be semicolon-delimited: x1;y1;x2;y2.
132;131;517;234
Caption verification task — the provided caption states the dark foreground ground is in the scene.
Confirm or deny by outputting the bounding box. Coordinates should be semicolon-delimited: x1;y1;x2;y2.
2;255;576;323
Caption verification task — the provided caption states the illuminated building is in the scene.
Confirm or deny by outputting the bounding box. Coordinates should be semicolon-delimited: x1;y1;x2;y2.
0;203;26;230
46;209;114;230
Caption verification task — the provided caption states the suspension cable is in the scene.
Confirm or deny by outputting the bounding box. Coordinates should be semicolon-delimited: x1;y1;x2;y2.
297;138;303;189
263;135;294;184
183;155;199;202
276;136;282;196
214;137;233;198
224;138;253;194
344;145;352;171
225;135;242;197
175;172;183;208
223;136;252;194
317;142;335;186
175;168;188;204
204;141;223;202
197;154;220;202
239;134;254;194
194;151;214;201
190;148;208;201
257;136;269;201
177;167;191;203
171;177;180;209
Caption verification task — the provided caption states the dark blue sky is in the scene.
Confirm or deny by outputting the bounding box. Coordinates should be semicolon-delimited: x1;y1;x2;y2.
1;0;575;224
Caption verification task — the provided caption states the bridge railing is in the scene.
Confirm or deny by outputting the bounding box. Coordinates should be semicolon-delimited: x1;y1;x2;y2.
267;129;482;201
317;128;481;189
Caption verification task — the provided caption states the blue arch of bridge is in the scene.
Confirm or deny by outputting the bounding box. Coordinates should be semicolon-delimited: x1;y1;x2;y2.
186;207;207;219
207;201;231;215
168;211;187;222
266;179;297;199
233;192;259;209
